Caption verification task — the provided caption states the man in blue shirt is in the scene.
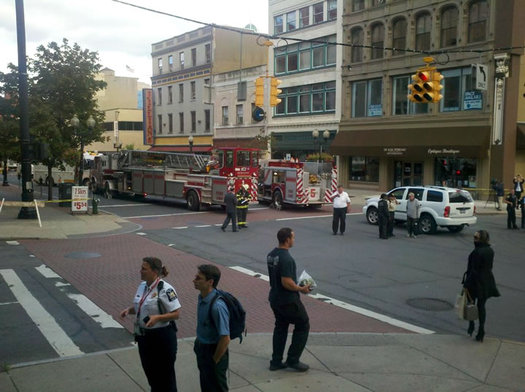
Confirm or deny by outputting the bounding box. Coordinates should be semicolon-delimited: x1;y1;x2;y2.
193;265;230;391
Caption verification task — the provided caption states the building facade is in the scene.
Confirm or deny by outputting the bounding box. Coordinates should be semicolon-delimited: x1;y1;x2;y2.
331;0;525;195
149;26;267;152
267;0;343;160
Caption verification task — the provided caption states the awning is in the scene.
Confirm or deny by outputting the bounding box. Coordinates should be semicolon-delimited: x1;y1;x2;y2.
330;126;490;158
148;146;212;153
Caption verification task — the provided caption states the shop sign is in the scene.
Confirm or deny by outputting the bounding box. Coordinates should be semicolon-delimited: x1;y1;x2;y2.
368;104;382;117
427;148;460;155
383;147;406;156
72;186;89;213
464;90;482;110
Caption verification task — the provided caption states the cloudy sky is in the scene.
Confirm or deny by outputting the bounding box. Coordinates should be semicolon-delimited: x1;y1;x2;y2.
0;0;269;84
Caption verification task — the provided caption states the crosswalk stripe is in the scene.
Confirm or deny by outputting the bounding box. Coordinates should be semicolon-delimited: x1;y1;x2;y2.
0;269;83;357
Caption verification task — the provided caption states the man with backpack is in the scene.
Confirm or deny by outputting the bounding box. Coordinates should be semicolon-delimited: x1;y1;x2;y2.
193;264;231;391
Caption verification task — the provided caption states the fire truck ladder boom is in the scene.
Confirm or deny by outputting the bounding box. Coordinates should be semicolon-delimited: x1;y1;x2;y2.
121;150;210;172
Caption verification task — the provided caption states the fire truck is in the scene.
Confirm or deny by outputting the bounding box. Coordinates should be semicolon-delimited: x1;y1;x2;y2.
258;159;337;208
90;147;259;211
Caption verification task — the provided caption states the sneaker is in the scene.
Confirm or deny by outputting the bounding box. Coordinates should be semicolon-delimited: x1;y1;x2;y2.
269;362;287;371
285;361;309;372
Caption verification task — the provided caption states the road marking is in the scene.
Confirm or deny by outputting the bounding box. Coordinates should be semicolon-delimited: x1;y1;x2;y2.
195;225;212;228
229;266;434;335
276;212;362;221
172;226;188;230
136;232;147;236
0;301;18;306
99;203;152;208
127;211;208;219
0;269;83;357
6;240;20;245
35;264;61;279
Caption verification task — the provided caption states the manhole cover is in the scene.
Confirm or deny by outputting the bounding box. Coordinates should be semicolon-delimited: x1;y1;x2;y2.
65;252;101;259
406;298;453;311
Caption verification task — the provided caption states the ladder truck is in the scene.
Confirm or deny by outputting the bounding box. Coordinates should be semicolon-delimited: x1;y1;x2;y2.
90;147;259;211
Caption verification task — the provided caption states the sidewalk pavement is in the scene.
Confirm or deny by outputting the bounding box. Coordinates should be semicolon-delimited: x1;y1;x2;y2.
2;184;523;392
1;333;524;392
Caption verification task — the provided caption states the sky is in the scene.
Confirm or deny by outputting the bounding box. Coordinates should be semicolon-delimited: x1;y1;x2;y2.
0;0;269;84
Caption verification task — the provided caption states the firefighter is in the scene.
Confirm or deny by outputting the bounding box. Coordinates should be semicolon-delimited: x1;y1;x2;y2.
236;183;252;228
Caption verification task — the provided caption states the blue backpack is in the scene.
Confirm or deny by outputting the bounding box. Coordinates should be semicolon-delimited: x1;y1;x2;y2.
209;289;247;343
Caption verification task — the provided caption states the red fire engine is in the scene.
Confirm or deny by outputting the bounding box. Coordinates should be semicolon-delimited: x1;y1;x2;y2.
90;147;259;211
258;159;337;208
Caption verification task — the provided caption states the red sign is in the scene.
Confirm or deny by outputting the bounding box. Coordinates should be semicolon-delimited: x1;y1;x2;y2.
143;88;154;145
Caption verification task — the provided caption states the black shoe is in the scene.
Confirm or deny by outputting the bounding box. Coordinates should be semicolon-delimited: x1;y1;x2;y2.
340;232;344;235
333;232;337;235
467;322;475;336
221;227;225;232
233;230;238;232
475;330;485;342
269;361;287;371
285;361;309;372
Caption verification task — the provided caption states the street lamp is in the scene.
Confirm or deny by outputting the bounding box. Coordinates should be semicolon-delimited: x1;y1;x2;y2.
312;130;330;162
71;114;95;185
188;135;194;154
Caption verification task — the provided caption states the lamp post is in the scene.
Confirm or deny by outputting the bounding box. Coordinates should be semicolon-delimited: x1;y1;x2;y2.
322;130;330;157
312;129;319;163
71;114;96;185
188;135;194;154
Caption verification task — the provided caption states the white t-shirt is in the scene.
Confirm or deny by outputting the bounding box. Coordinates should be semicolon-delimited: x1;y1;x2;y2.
133;279;181;329
331;191;351;208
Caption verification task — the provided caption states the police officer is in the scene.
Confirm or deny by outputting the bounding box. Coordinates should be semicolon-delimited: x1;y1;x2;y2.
378;193;389;239
120;257;182;392
505;189;519;229
236;183;252;229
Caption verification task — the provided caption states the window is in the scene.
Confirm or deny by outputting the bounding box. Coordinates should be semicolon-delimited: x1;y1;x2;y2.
441;6;458;47
287;11;296;31
392;75;429;115
157;87;162;106
415;13;431;51
299;6;310;28
179;83;184;102
275;81;335;116
179;112;184;133
440;67;475;112
205;44;211;63
371;0;384;6
274;35;336;75
427;190;443;202
353;0;364;12
222;106;229;126
313;2;323;24
179;51;185;69
191;111;196;132
190;81;196;100
352;79;383;118
274;14;283;34
349;157;379;182
469;0;488;43
371;23;385;59
435;158;477;188
236;104;244;125
204;109;211;132
351;28;363;63
191;48;197;67
168;86;173;104
392;18;407;56
328;0;337;21
168;113;173;134
158;58;163;73
157;114;162;134
168;55;173;68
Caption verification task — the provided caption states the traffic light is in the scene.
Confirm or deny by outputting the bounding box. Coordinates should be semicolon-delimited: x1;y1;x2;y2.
255;77;264;107
269;77;282;107
431;71;443;103
408;70;438;103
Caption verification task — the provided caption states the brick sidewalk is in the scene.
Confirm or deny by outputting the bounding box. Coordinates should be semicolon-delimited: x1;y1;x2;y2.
22;234;411;338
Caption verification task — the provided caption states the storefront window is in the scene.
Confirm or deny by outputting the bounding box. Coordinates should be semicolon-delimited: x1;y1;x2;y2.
434;157;477;188
349;156;379;182
441;67;474;112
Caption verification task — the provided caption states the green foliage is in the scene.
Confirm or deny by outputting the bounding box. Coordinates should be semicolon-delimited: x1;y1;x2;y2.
0;64;21;162
305;152;334;162
125;143;135;150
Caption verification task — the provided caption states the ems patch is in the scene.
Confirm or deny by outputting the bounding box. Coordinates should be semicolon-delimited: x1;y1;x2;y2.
166;288;177;302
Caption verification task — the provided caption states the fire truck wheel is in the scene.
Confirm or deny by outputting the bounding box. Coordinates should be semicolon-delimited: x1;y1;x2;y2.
365;207;378;225
272;190;283;210
186;191;200;211
82;178;90;187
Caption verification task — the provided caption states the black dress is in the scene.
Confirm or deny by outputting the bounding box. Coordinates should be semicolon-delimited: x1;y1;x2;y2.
463;243;500;300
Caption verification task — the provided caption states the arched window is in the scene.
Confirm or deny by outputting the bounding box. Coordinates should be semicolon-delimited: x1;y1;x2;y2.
415;12;431;51
441;6;458;47
392;18;407;56
371;23;385;59
468;0;488;43
351;27;364;63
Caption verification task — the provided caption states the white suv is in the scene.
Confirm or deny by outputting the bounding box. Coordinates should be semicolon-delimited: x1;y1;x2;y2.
362;186;477;234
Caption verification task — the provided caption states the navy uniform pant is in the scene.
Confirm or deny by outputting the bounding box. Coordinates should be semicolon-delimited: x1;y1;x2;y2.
136;325;178;392
194;339;229;392
222;211;237;231
270;299;310;366
332;207;347;234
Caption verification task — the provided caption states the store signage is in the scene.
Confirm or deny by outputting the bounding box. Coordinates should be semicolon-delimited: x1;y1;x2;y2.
464;90;482;110
368;104;382;117
143;88;154;145
427;148;460;155
383;147;406;156
72;186;89;213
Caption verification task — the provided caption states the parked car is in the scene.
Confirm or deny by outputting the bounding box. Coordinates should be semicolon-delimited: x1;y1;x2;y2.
362;186;477;234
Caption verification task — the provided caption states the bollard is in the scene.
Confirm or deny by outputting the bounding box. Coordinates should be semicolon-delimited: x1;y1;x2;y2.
92;198;100;215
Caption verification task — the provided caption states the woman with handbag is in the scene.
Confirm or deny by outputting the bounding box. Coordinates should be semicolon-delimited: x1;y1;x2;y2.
462;230;500;342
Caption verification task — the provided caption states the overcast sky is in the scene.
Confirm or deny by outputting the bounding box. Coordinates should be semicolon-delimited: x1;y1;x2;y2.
0;0;269;84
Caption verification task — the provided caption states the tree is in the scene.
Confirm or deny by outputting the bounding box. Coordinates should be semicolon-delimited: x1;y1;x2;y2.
29;39;106;186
